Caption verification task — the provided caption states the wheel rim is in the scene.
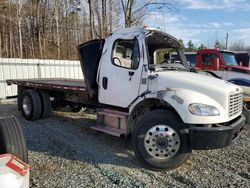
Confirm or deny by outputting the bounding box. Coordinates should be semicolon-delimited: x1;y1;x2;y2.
144;125;180;159
23;96;31;115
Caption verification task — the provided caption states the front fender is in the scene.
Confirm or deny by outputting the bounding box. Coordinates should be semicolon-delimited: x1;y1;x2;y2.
160;89;227;124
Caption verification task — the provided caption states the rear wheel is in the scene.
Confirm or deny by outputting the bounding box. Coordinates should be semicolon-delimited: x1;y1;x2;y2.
20;89;42;121
0;116;28;162
38;90;52;119
132;109;191;171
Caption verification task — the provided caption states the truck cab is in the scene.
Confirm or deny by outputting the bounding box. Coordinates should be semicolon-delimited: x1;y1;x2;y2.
79;28;191;108
195;49;250;90
196;49;250;73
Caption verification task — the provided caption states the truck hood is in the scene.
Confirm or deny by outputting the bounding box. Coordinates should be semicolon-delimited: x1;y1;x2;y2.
149;71;241;104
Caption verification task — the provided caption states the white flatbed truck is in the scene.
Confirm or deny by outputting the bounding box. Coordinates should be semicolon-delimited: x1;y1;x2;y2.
7;27;245;170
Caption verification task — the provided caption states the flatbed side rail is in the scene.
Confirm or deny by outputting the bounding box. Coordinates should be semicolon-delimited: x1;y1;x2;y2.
6;79;86;91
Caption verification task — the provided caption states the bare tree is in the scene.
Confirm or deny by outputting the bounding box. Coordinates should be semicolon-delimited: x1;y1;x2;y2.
55;0;60;59
120;0;175;27
87;0;93;39
229;40;246;51
108;0;112;33
17;0;23;58
102;0;108;37
0;0;177;59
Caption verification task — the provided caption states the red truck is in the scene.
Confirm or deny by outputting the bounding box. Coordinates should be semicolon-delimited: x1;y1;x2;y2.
195;49;250;88
196;49;250;73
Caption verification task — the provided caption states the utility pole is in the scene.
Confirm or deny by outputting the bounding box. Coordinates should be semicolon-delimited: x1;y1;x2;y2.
225;33;228;50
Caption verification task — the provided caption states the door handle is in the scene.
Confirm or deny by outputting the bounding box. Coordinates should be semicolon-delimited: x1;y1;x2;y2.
128;71;134;81
128;71;134;76
102;77;108;89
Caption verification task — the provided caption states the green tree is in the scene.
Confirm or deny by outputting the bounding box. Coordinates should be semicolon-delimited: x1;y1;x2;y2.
186;40;196;52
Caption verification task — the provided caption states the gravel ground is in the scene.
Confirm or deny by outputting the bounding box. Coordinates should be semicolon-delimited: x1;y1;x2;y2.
0;100;249;188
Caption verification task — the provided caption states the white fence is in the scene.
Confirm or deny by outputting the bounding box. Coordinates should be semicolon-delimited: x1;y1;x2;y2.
0;58;83;99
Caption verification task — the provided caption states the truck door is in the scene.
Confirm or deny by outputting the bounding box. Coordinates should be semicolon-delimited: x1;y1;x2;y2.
98;36;144;107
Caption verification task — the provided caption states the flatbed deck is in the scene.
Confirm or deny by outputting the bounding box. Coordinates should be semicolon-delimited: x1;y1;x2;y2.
7;78;86;91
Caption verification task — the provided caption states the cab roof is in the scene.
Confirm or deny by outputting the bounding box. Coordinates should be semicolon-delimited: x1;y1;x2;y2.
111;27;180;48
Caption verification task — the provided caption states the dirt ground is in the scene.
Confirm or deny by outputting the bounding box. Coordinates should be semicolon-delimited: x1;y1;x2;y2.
0;101;249;188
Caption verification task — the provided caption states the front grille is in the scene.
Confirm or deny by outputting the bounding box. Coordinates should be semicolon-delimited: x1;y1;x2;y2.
229;93;243;117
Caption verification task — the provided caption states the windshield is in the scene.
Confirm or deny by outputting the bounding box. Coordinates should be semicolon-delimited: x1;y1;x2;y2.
146;29;189;71
149;47;187;72
221;52;238;66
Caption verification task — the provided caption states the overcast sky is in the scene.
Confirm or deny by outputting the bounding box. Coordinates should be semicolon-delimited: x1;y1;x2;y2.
144;0;250;48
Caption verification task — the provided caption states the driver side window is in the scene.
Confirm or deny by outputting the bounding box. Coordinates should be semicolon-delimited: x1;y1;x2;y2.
112;39;140;69
202;53;217;66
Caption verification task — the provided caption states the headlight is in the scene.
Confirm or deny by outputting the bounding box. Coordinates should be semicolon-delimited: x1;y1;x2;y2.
189;103;220;116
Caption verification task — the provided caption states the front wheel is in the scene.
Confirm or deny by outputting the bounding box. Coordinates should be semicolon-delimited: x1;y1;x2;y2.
132;109;191;171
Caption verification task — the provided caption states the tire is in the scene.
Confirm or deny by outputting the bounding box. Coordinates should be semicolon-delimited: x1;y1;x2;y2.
38;90;52;119
69;105;82;113
0;116;28;162
132;109;191;171
20;89;42;121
